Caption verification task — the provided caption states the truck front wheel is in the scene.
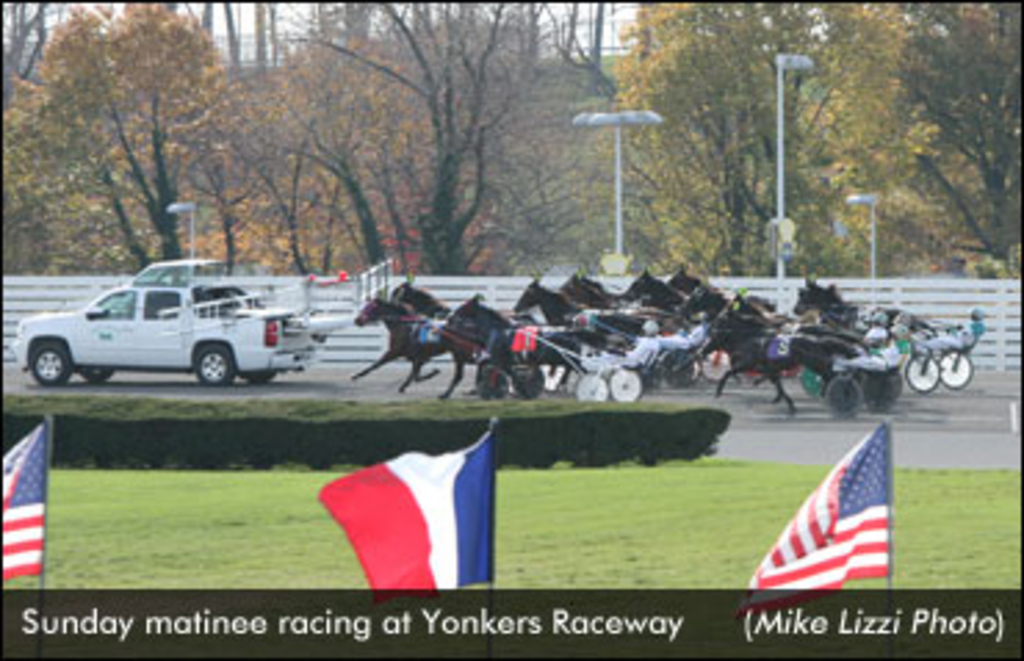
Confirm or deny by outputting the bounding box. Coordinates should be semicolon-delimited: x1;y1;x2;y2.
30;341;74;387
195;345;237;387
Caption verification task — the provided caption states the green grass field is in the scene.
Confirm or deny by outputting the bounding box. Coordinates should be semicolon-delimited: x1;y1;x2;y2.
7;461;1020;590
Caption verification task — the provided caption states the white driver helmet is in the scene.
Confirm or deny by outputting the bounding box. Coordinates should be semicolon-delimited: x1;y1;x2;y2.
872;310;889;327
642;320;660;337
892;324;910;340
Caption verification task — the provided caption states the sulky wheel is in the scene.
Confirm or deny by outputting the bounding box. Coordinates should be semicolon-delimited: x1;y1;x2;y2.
664;352;700;389
825;374;863;419
904;355;940;395
477;363;510;400
575;373;610;402
512;365;546;400
939;352;974;391
701;351;731;384
609;369;644;403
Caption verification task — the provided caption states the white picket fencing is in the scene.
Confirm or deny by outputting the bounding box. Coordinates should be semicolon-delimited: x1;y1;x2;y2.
3;275;1020;371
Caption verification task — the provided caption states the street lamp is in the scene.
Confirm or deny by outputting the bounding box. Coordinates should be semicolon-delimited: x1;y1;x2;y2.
573;110;664;273
846;193;880;299
167;202;198;260
774;53;814;290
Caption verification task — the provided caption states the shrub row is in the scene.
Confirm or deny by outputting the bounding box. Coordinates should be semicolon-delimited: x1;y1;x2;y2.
2;396;730;470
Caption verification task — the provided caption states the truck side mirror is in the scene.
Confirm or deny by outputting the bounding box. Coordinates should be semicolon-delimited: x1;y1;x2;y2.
86;308;110;321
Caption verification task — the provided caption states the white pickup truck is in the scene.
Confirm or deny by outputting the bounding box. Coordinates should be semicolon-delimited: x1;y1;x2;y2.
13;259;359;387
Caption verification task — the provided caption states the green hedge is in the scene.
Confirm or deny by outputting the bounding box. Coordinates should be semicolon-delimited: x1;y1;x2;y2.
2;396;730;470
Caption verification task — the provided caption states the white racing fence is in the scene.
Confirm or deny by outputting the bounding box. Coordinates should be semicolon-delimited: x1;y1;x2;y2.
3;275;1020;371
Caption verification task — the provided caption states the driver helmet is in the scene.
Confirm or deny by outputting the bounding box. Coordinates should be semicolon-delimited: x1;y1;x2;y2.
891;323;910;340
970;307;986;321
642;320;660;337
872;310;889;327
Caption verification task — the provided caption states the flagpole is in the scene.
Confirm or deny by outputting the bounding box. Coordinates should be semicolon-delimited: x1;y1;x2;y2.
885;420;895;659
487;417;499;661
36;415;55;660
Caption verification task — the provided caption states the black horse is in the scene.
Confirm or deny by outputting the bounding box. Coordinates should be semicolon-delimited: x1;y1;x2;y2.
793;279;861;329
667;265;704;296
702;306;860;415
352;298;472;399
621;269;687;312
682;286;782;327
513;279;581;326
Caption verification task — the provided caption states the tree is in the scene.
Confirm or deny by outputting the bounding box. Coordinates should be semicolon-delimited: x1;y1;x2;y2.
546;2;617;99
617;4;914;276
902;4;1021;261
316;3;528;274
3;3;55;110
15;5;226;268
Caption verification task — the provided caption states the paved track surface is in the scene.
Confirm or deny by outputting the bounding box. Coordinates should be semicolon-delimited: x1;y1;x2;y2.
4;366;1020;470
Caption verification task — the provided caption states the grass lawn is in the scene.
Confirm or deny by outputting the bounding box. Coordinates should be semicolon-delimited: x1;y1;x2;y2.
6;461;1020;590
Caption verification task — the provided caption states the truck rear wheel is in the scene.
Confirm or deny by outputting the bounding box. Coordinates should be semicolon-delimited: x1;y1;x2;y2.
30;341;74;387
195;345;237;387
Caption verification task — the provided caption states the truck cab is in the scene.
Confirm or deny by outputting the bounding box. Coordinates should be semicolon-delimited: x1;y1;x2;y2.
14;260;339;387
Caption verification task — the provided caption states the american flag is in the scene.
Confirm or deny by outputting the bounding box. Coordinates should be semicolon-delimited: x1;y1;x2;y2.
741;423;892;612
3;423;50;583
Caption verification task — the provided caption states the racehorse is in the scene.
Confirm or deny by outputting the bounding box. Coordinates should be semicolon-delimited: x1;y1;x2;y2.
352;298;472;400
793;279;861;329
451;295;609;397
667;265;704;296
513;279;581;326
703;306;860;415
559;273;625;310
514;279;670;347
621;269;687;312
682;286;783;327
390;282;451;319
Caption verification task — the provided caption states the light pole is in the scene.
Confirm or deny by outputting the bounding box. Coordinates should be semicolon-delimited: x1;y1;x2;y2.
167;202;198;260
846;193;880;299
774;53;814;290
573;110;664;274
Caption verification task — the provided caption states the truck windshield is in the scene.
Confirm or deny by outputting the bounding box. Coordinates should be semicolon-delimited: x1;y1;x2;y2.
193;263;230;285
133;266;191;288
133;263;229;288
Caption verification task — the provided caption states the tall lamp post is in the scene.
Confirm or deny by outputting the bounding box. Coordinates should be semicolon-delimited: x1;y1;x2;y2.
573;110;664;274
846;193;880;300
167;202;198;260
774;53;814;292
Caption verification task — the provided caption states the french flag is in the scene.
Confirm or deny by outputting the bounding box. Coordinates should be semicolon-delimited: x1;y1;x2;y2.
319;433;495;592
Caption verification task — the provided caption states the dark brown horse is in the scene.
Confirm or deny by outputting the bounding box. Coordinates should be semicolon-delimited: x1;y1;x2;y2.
352;298;472;399
559;273;625;310
390;282;451;319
